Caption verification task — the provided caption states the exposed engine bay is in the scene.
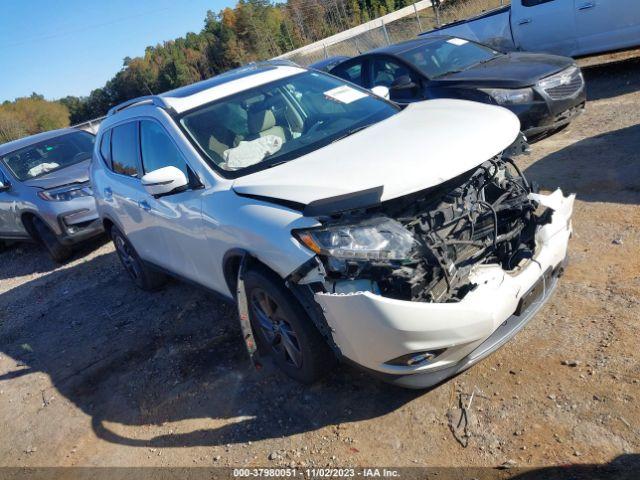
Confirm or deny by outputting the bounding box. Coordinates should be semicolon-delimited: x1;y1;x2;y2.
302;154;554;304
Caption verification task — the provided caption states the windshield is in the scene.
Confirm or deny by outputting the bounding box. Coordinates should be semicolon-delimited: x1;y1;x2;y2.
399;37;501;78
180;71;399;176
1;131;95;181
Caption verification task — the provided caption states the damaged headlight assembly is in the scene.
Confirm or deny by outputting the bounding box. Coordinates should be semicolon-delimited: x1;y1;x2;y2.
294;217;415;262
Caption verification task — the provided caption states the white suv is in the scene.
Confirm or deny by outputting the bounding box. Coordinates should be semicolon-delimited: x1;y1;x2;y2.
91;62;574;388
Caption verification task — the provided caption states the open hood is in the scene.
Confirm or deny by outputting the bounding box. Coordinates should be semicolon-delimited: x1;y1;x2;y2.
232;99;520;214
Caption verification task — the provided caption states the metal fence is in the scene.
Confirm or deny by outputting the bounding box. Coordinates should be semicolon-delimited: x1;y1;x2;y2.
277;0;508;67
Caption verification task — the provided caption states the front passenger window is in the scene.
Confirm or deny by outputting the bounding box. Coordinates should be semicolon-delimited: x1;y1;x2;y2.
140;120;189;177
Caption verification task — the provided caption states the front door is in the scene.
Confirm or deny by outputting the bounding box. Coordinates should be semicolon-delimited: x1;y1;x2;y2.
511;0;578;56
137;119;208;287
0;165;24;237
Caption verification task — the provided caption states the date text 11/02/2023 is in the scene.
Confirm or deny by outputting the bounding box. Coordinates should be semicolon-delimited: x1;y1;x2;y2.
232;468;401;477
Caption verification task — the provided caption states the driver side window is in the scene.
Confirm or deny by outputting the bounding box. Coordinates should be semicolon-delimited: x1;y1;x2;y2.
370;58;423;102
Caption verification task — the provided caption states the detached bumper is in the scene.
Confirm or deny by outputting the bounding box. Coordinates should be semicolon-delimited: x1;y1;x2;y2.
314;189;575;389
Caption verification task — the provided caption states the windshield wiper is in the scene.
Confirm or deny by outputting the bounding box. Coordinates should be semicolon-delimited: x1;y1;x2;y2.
331;123;375;144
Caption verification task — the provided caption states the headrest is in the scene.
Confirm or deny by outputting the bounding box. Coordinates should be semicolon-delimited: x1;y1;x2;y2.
248;109;276;135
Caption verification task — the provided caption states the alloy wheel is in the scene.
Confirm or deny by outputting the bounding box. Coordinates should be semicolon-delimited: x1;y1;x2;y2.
250;288;303;368
114;235;142;281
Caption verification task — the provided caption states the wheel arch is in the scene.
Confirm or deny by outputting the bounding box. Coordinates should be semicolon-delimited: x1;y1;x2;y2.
223;249;291;299
20;211;47;242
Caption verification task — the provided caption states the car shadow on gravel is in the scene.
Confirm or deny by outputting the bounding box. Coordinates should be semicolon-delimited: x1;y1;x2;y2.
0;235;108;281
0;254;421;449
583;56;640;102
508;454;640;480
524;123;640;205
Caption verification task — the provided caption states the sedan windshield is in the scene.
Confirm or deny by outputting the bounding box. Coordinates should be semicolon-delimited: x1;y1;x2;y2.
180;71;399;176
399;37;501;78
1;131;95;181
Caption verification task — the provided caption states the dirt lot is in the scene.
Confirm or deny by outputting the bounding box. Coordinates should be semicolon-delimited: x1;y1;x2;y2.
0;55;639;474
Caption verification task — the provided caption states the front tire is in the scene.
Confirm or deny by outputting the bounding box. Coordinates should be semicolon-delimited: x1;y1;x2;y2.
31;217;73;263
111;226;166;291
244;266;336;384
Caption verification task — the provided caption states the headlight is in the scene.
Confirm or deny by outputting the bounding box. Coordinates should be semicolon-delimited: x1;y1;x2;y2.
38;185;93;202
294;217;415;261
480;87;534;105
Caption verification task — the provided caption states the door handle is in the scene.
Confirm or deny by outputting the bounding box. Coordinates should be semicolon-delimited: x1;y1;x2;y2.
578;2;595;10
138;200;151;212
518;18;532;25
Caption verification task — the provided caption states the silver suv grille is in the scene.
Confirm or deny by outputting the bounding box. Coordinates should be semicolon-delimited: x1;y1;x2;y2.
539;66;584;100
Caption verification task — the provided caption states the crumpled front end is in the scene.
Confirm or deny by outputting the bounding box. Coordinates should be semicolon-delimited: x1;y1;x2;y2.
293;152;574;388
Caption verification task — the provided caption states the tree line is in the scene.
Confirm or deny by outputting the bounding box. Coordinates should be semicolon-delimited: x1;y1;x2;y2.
1;0;419;142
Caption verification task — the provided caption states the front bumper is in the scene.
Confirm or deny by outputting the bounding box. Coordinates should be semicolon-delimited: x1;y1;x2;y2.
314;189;575;389
50;198;104;245
508;84;586;139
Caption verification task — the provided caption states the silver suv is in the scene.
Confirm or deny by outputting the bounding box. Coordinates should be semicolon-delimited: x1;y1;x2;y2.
0;128;104;262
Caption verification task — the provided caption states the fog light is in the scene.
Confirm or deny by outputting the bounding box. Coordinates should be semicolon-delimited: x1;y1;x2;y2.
386;349;446;367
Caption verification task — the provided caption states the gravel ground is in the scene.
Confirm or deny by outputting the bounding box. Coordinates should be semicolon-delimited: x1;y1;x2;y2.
0;54;638;475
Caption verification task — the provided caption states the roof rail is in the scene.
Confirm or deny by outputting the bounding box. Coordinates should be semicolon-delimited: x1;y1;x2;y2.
107;95;173;117
260;59;301;68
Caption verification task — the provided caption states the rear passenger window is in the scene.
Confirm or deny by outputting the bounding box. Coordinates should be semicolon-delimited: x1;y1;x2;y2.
111;122;139;177
99;129;112;168
140;120;188;176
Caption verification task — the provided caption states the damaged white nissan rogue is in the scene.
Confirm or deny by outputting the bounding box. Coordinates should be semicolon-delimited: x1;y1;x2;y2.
92;62;574;388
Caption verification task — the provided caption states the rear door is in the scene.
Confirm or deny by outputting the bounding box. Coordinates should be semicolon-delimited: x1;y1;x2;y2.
574;0;640;55
107;120;159;261
511;0;578;56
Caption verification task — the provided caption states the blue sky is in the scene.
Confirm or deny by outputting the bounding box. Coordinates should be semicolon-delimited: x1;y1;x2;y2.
0;0;233;102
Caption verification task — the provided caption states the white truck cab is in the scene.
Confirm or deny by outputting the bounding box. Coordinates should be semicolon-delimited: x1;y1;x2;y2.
422;0;640;57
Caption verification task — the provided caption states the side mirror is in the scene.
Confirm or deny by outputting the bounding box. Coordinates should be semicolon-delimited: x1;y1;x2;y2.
371;86;390;100
141;166;188;198
390;75;417;91
0;179;10;192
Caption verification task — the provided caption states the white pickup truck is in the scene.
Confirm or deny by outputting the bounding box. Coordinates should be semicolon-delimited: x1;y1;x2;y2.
421;0;640;57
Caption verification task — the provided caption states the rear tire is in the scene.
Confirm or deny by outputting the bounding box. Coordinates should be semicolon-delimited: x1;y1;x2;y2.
110;226;166;291
244;266;336;384
31;217;73;263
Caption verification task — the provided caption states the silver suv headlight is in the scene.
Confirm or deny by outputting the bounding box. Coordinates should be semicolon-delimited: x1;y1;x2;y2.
38;185;93;202
294;217;415;261
480;87;534;105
